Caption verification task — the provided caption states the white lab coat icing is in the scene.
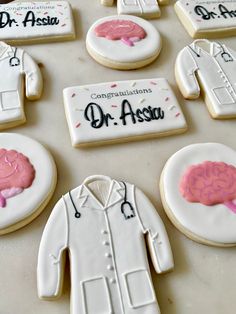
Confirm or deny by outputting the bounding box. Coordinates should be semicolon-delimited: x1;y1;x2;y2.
175;40;236;118
37;175;174;314
0;42;42;126
101;0;169;18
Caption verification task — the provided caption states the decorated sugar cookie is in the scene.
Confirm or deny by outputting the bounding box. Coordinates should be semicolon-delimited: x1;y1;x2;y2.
175;0;236;38
175;39;236;119
86;15;162;70
0;133;57;234
38;175;174;314
101;0;169;19
160;143;236;247
0;1;75;44
0;41;43;129
63;78;187;147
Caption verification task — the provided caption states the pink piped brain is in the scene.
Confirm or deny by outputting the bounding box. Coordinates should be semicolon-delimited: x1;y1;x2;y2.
94;19;147;47
0;149;35;207
179;161;236;214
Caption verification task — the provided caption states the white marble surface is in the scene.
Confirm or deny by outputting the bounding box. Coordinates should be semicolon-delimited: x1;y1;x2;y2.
0;1;236;314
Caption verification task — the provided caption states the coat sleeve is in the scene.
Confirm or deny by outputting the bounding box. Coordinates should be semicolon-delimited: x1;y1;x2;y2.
37;197;69;300
175;47;200;99
134;187;174;274
22;51;43;100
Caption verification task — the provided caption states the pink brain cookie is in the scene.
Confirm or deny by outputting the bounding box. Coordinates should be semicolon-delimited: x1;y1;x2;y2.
0;149;35;207
94;19;146;47
179;161;236;213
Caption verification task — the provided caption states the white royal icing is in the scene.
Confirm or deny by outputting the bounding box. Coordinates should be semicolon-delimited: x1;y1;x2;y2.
0;133;57;234
117;0;165;18
161;143;236;245
101;0;169;19
37;174;174;314
86;15;162;66
63;78;187;147
175;0;236;38
175;39;236;119
0;1;75;43
0;41;43;129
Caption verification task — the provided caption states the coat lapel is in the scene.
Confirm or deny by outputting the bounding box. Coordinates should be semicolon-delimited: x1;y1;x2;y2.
76;178;125;211
77;184;102;210
212;42;222;58
106;180;124;209
0;44;13;61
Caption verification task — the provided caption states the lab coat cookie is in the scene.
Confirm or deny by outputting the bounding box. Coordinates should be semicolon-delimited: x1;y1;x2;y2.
0;1;75;44
101;0;169;19
175;39;236;119
175;0;236;38
0;41;43;129
38;175;174;314
86;15;162;70
160;143;236;247
0;133;57;234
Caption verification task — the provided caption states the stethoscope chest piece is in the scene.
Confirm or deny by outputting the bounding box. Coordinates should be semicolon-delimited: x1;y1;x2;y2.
74;212;81;219
221;51;233;63
121;201;135;220
9;48;20;67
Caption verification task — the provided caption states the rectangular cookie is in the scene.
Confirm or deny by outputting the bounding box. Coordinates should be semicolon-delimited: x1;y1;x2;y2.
175;0;236;38
0;1;75;44
63;78;187;147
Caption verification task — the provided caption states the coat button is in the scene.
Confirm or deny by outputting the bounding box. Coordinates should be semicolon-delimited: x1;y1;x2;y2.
105;253;112;258
110;278;116;284
101;230;108;235
103;241;109;246
107;265;114;271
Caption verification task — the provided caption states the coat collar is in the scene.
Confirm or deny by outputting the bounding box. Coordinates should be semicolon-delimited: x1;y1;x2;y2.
190;39;224;58
0;42;13;61
77;175;125;211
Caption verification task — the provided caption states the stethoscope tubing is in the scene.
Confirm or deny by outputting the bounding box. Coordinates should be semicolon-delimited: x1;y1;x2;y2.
9;48;20;67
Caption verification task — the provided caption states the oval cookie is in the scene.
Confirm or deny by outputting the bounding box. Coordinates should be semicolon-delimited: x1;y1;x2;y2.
0;133;57;234
86;15;162;70
160;143;236;247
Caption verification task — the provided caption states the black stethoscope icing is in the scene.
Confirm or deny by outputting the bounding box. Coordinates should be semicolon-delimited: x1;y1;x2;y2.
121;181;135;220
188;43;233;62
69;182;135;220
217;42;233;62
9;48;20;67
69;191;81;219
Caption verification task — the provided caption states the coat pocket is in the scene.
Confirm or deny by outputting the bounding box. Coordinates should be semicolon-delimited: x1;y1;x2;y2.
212;87;235;105
81;276;112;314
1;91;20;110
123;269;156;309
